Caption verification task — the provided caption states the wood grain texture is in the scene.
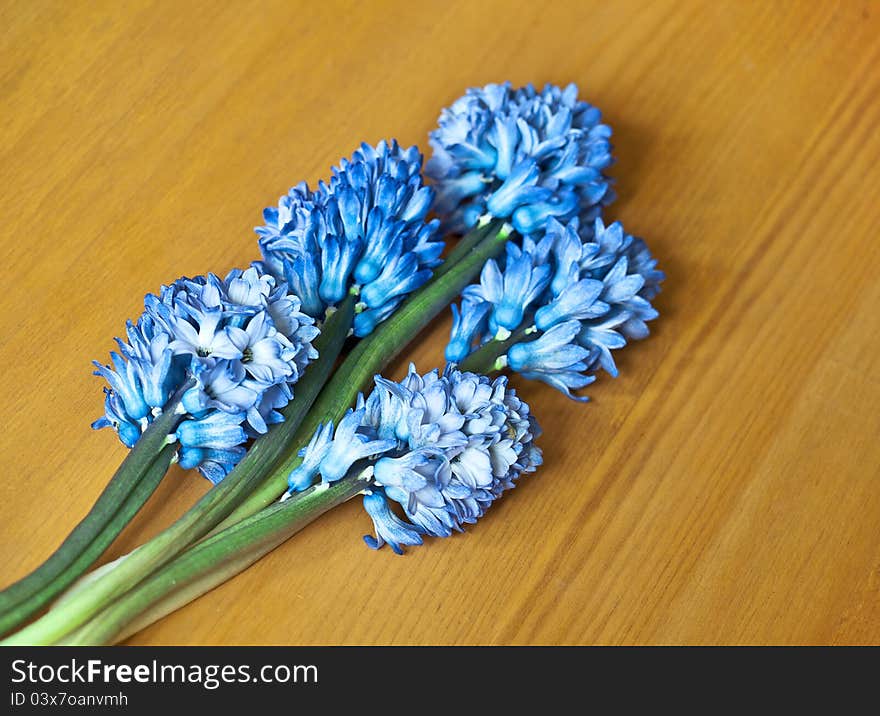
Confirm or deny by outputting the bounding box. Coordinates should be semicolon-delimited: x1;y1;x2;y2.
1;0;879;645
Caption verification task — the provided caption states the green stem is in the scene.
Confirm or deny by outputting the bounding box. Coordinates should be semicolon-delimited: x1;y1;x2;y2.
458;325;533;375
216;219;509;530
0;297;355;647
0;445;178;637
0;383;191;637
60;475;368;645
430;217;494;279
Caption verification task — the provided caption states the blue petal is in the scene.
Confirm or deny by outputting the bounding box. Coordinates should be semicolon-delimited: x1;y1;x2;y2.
362;490;424;555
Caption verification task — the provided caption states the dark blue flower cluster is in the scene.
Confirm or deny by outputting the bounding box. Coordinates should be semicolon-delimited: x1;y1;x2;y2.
93;267;318;483
257;140;445;337
427;82;614;236
287;365;542;554
446;217;664;400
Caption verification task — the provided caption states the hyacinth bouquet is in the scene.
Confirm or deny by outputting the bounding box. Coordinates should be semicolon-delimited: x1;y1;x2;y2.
0;82;663;646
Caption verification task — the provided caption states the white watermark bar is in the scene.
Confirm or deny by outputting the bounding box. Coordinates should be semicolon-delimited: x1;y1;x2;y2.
2;646;866;710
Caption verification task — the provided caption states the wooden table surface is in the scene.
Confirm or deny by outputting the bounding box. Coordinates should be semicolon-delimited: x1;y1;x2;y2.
2;0;879;646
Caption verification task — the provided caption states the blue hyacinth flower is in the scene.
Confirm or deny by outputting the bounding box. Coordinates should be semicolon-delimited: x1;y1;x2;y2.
93;266;319;482
257;140;444;337
444;216;664;400
288;365;542;554
427;82;615;236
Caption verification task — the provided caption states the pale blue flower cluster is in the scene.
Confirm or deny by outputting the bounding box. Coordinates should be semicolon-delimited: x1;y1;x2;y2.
427;82;614;235
287;365;542;554
446;217;664;400
93;267;318;483
257;140;444;336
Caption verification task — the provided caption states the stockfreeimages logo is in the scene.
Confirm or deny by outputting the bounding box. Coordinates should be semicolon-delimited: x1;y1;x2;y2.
11;659;318;691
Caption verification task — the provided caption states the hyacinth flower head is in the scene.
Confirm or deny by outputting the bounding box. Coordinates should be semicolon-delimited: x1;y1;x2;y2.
445;217;664;400
286;365;542;554
257;140;444;337
427;82;614;236
92;267;319;482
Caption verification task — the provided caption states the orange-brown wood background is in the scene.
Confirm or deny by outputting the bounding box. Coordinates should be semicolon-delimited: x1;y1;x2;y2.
2;0;879;645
